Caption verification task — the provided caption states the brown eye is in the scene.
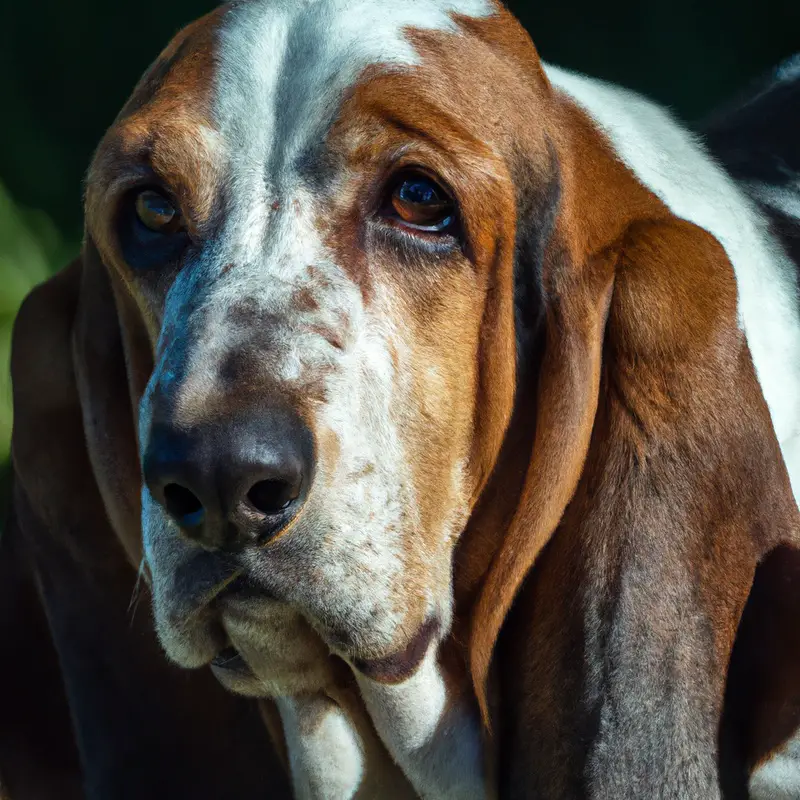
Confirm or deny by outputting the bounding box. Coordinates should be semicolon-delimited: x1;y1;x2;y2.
135;189;181;233
388;173;455;232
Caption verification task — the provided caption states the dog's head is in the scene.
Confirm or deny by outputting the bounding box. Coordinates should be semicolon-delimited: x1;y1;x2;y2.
11;4;800;790
81;0;576;696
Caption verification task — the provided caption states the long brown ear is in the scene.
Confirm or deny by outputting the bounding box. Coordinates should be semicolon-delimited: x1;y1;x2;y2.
11;243;148;568
485;217;800;795
469;210;800;729
70;238;150;566
2;261;86;797
469;219;616;724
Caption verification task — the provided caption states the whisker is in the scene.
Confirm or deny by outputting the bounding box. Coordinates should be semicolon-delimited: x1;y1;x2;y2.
180;568;245;627
128;557;148;626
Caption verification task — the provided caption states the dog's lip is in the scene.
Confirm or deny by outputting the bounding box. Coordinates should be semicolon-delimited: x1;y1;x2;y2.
210;646;252;675
352;617;441;685
217;572;271;601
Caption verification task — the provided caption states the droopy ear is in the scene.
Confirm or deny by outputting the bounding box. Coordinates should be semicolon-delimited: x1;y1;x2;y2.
71;237;152;567
11;240;150;569
469;213;800;728
469;214;617;724
491;217;799;795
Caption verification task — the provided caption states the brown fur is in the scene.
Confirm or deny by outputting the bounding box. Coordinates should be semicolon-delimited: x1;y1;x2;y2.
494;215;799;796
4;2;800;796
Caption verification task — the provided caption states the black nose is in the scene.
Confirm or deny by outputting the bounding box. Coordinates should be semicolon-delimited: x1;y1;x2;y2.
143;408;314;551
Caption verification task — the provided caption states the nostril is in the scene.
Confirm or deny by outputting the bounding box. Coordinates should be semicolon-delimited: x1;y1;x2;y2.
163;483;205;527
247;479;299;516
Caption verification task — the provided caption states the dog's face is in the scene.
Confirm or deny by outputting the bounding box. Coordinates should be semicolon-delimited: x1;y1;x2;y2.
85;0;554;695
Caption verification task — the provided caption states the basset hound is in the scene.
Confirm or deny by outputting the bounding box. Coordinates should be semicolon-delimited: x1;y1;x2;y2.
2;1;800;798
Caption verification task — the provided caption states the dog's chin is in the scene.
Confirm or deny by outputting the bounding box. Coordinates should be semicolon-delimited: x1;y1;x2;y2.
152;556;447;696
209;615;441;699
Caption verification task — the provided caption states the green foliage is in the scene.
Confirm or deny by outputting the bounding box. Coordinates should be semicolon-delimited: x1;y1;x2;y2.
0;182;77;458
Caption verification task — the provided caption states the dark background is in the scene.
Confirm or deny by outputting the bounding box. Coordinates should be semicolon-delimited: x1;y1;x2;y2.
0;0;797;466
2;0;799;239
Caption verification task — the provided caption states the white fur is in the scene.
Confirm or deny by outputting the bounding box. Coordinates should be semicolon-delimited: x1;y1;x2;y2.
747;180;800;221
356;649;488;799
277;694;365;800
750;730;800;800
546;64;800;798
776;54;800;84
214;0;493;213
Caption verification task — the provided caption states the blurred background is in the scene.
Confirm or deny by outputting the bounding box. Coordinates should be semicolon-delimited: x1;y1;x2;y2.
0;0;797;495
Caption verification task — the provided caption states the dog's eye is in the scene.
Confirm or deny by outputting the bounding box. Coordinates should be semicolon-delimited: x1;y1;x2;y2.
385;172;455;232
135;189;182;234
119;188;188;270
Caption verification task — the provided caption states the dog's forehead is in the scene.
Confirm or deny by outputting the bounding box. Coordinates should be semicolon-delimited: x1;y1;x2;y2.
140;0;494;162
213;0;494;121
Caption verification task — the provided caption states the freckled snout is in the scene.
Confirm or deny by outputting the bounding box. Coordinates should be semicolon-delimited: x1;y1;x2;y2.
143;407;314;551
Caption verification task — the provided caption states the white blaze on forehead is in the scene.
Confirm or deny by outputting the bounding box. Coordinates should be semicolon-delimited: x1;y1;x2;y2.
214;0;495;147
211;0;495;214
175;0;497;373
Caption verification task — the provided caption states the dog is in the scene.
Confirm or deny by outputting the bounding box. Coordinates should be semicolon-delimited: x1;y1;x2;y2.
2;1;800;797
